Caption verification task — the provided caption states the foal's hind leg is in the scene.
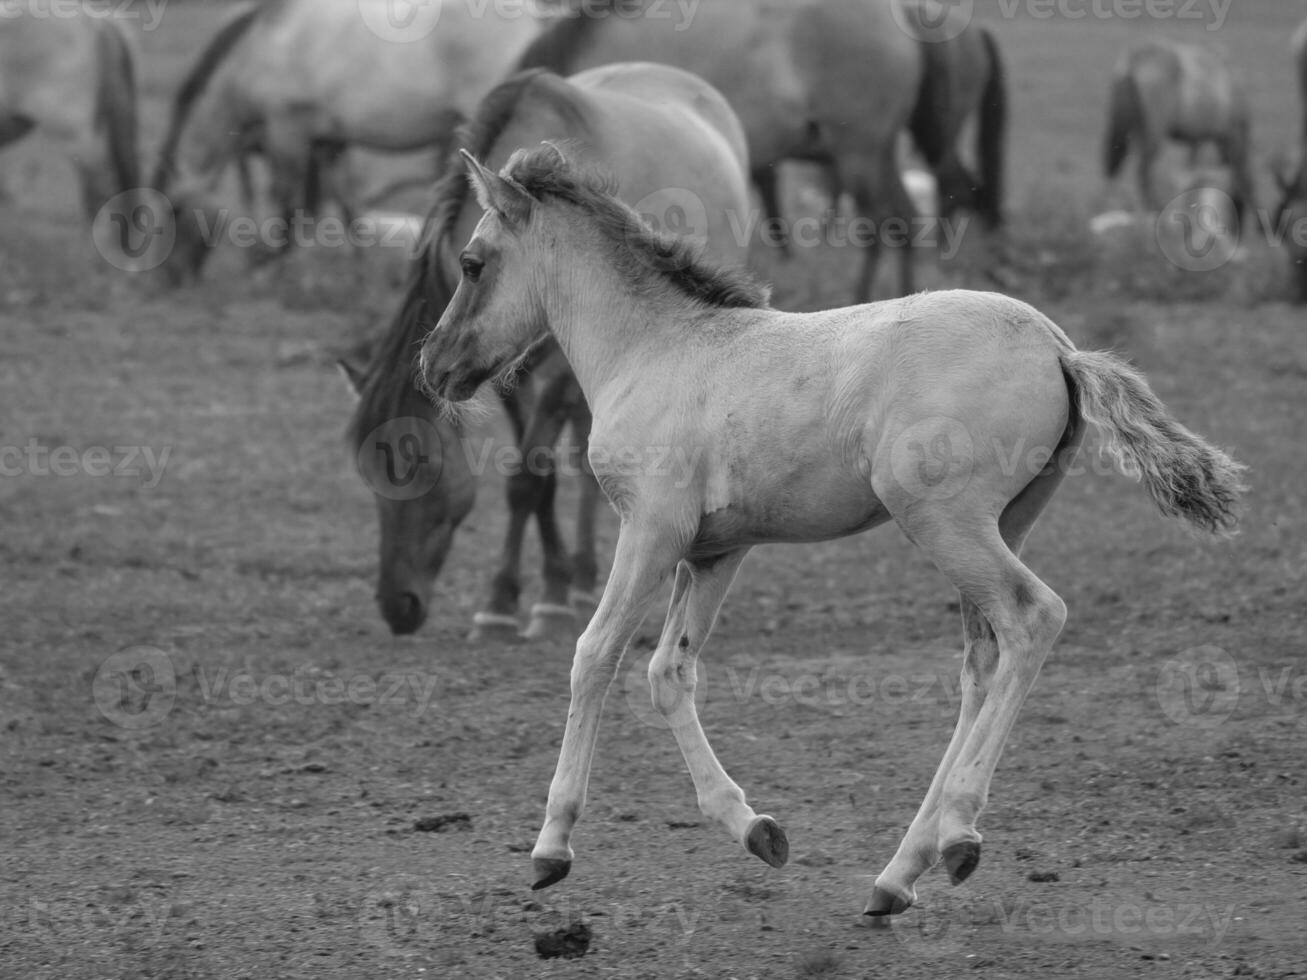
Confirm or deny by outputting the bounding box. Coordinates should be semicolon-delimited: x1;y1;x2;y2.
645;551;788;867
866;453;1074;915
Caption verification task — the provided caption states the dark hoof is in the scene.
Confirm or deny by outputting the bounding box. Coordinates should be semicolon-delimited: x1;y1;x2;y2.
942;840;981;885
532;856;572;891
863;885;913;917
745;815;789;869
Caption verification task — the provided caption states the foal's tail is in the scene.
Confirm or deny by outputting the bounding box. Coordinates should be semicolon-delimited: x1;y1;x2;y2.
1104;68;1139;179
1059;349;1246;535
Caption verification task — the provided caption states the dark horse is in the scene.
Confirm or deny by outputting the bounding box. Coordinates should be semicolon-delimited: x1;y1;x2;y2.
516;0;923;301
1104;38;1255;232
344;62;751;638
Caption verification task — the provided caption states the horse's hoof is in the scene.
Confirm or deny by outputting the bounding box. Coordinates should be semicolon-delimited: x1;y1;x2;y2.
745;815;789;869
522;603;578;641
532;857;572;890
942;840;982;885
467;612;521;643
863;885;914;917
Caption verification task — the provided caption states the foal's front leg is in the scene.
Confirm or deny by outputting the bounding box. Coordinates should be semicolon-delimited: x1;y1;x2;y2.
647;552;789;868
531;522;683;889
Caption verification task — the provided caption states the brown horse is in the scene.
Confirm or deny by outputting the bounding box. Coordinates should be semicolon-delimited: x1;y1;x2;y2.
0;8;138;220
1104;38;1255;231
344;62;751;638
516;0;923;301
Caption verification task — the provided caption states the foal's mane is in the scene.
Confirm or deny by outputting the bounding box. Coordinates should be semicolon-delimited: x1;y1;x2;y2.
503;146;770;310
348;70;551;443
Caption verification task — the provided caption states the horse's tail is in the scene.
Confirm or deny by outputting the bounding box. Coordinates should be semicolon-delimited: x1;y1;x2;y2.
151;2;262;190
1104;65;1139;179
974;27;1007;228
1059;349;1246;536
908;37;951;169
95;19;140;198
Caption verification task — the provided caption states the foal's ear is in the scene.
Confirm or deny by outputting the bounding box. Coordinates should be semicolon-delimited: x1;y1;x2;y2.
460;149;532;223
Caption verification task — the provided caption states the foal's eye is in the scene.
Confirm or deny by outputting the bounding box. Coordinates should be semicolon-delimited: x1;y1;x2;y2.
460;255;484;282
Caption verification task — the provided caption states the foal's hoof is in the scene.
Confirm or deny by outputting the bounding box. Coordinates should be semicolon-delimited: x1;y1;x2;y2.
532;857;572;891
522;603;578;641
468;612;522;643
942;840;982;886
863;885;914;917
745;815;789;869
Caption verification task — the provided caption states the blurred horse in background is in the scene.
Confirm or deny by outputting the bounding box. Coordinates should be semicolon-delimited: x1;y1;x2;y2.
516;0;922;301
0;8;138;220
1104;39;1255;232
343;62;751;639
150;0;548;282
1272;20;1307;302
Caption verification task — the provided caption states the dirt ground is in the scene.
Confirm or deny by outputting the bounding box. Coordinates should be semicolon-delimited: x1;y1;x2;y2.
1;2;1305;978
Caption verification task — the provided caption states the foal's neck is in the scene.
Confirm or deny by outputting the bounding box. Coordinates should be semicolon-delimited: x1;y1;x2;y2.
542;241;712;405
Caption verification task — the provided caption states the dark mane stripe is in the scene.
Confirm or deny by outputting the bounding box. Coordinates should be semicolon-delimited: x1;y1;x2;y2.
350;70;553;442
504;146;770;310
513;0;626;74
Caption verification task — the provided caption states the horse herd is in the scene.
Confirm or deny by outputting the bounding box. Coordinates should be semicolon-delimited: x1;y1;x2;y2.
0;0;1260;918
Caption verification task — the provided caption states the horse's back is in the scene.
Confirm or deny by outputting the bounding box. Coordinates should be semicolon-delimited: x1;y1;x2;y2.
1121;39;1242;139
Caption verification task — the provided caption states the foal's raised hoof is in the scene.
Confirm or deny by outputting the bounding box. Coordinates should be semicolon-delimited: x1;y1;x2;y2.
745;815;789;869
522;603;578;641
468;612;522;643
943;840;982;885
863;885;913;917
532;857;572;891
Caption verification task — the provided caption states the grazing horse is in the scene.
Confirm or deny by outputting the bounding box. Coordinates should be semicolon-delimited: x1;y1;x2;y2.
344;64;751;638
150;0;547;282
1272;20;1307;302
418;146;1246;915
0;8;138;219
1104;39;1255;231
515;0;922;301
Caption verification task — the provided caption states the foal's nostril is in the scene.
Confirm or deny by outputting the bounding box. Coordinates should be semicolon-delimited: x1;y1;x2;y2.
380;591;427;636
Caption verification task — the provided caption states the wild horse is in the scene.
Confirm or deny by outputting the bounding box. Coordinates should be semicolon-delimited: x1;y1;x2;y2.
343;63;752;638
418;145;1246;916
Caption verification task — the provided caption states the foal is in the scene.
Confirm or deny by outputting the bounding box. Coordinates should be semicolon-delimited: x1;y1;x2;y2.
419;147;1246;916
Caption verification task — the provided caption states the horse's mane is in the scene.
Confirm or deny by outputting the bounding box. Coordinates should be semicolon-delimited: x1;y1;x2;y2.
503;146;770;310
513;0;627;73
349;70;554;445
150;1;264;189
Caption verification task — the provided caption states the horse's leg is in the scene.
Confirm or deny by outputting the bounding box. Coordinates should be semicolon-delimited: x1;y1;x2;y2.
1136;135;1163;212
564;395;601;614
521;372;586;641
841;144;918;302
752;162;790;254
531;521;682;888
866;458;1073;916
257;116;316;264
469;387;535;640
646;551;788;866
1223;134;1256;237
